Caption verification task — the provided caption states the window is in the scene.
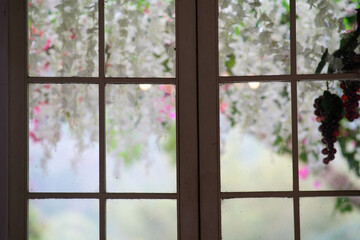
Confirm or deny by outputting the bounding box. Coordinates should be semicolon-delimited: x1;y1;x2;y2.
8;0;198;239
4;0;360;239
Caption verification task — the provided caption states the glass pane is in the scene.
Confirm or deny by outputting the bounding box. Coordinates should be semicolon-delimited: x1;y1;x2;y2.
107;199;177;240
297;0;360;74
106;84;176;192
28;0;99;77
220;82;292;191
105;0;176;77
298;80;360;191
29;84;99;192
218;0;290;76
29;199;99;240
300;197;360;240
222;198;294;240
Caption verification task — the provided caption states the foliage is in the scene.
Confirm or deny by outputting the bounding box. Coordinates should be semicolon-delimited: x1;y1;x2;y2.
335;197;353;213
28;0;360;220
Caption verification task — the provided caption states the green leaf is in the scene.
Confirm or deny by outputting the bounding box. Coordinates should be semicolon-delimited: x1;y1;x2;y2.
153;53;161;59
137;0;144;12
118;143;143;166
163;123;177;165
273;135;283;146
161;58;172;73
334;197;353;214
299;150;308;163
234;26;241;36
225;53;235;70
343;14;357;30
281;0;290;12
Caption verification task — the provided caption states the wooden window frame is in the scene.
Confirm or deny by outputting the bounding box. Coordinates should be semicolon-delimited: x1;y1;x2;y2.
1;0;9;239
198;0;360;239
7;0;198;239
4;0;360;239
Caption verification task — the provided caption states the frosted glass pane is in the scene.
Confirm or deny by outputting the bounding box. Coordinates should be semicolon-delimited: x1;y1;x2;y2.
106;84;176;192
220;82;292;191
29;199;99;240
219;0;290;76
107;200;177;240
29;84;99;192
222;198;294;240
105;0;176;77
301;197;360;240
28;0;99;77
297;0;360;74
298;80;360;191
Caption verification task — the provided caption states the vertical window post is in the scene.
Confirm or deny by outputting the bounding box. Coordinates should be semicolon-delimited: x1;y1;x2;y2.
0;0;9;239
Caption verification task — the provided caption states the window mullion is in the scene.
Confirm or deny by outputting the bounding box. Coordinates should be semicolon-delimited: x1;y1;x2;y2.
98;0;106;239
289;0;301;239
99;82;106;240
8;0;27;239
0;0;9;238
197;0;221;239
177;0;199;239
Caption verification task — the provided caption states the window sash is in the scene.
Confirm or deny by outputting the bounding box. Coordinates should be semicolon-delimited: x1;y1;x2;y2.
0;0;9;239
8;0;198;239
198;0;360;239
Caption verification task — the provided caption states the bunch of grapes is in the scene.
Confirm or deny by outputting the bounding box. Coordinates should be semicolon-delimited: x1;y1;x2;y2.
340;81;360;122
313;91;343;164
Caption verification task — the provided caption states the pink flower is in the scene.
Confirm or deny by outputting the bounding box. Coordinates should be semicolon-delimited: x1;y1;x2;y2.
32;118;39;128
70;28;76;40
43;39;51;51
313;180;321;189
222;84;230;91
34;106;40;115
301;138;308;145
220;102;227;113
31;24;37;34
169;112;176;119
298;114;303;121
299;166;309;180
165;105;171;111
143;8;149;14
43;62;50;71
160;85;174;95
29;131;41;143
